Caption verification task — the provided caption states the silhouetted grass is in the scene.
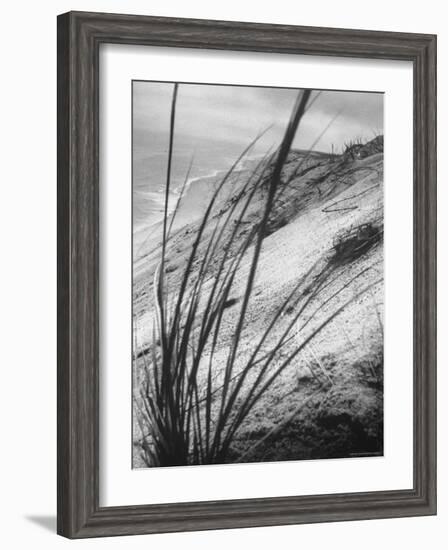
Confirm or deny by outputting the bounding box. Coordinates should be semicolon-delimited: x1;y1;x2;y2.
135;85;382;467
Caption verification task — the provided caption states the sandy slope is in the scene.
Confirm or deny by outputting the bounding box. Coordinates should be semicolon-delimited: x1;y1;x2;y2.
133;138;384;466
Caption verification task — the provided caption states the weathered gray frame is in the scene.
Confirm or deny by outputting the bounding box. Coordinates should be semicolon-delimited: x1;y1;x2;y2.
57;11;437;538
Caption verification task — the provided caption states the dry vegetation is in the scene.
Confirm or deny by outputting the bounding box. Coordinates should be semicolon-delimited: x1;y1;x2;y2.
132;88;384;468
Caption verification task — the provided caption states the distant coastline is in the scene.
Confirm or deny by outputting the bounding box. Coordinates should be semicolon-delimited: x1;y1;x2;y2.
132;153;265;261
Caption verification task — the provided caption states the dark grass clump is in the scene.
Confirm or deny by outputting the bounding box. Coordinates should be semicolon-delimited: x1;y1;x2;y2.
262;214;289;237
331;222;382;265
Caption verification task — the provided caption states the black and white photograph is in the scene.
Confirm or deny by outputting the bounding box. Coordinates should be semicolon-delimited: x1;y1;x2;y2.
132;81;384;468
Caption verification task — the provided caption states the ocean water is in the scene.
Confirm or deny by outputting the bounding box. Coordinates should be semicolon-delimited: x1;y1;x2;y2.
133;138;259;233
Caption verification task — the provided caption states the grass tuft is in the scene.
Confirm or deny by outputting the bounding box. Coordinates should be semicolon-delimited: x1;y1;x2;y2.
331;222;383;265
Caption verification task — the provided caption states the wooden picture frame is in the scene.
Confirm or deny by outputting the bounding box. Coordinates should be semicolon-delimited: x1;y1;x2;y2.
57;10;437;538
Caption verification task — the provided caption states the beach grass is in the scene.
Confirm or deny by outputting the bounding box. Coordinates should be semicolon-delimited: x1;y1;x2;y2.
135;85;382;467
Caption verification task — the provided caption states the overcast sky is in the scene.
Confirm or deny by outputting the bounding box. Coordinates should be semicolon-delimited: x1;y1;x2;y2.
133;81;383;156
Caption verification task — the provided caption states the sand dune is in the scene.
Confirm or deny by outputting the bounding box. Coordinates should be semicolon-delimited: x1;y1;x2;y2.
133;137;384;466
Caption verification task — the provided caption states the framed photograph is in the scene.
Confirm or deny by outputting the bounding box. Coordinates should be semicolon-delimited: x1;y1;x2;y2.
57;11;437;538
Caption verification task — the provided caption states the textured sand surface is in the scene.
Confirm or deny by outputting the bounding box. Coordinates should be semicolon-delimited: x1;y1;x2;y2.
132;139;384;467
